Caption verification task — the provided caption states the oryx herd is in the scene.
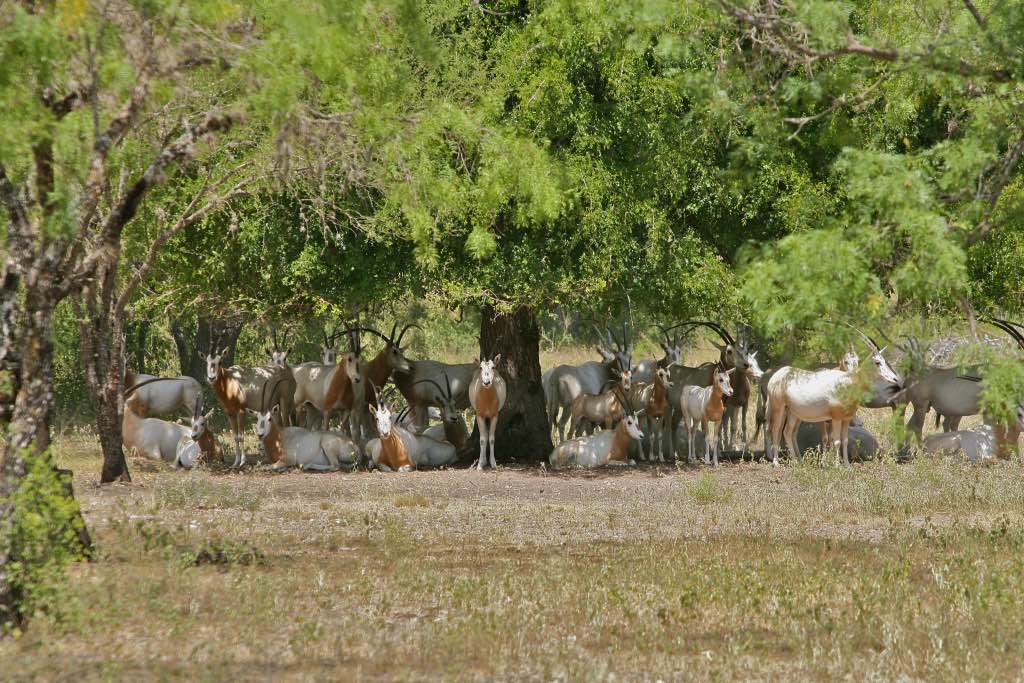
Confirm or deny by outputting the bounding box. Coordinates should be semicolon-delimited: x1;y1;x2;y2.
119;316;1024;473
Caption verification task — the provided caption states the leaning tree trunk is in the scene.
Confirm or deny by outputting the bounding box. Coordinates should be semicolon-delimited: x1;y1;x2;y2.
460;304;552;464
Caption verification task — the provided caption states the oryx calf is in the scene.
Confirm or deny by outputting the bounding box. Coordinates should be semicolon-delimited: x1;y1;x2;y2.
568;366;633;438
639;366;672;462
366;390;418;472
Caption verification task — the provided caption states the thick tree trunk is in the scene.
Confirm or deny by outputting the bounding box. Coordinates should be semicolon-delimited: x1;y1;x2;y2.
460;304;552;464
171;315;242;382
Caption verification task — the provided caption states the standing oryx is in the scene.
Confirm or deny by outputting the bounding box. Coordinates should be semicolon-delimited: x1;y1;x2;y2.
638;365;673;462
469;355;507;470
549;387;643;469
632;324;684;384
251;379;360;471
764;330;902;466
392;327;476;429
290;325;362;430
358;322;416;415
568;365;633;438
206;347;297;467
679;363;734;466
266;326;293;367
544;324;633;441
123;363;202;419
665;321;762;460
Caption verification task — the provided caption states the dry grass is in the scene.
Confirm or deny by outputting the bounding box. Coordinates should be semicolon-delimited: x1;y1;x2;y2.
4;426;1024;681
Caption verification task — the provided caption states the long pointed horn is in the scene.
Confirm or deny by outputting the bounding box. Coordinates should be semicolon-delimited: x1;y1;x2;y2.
359;326;392;345
673;321;732;347
124;376;177;398
989;318;1024;351
444;371;452;400
655;324;672;347
415;378;447;400
838;321;879;352
396;323;422;346
194;393;202;419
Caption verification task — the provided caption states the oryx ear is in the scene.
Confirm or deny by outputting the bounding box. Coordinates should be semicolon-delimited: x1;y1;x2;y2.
473;357;480;365
221;347;230;357
493;353;501;364
271;405;281;415
246;408;258;415
204;409;215;420
726;368;736;375
369;405;379;418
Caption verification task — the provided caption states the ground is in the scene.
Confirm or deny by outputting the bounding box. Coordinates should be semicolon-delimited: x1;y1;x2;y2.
3;429;1024;681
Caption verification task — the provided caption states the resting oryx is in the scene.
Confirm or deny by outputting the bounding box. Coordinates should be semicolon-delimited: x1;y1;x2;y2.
122;378;214;469
764;330;902;466
206;347;297;467
549;386;643;469
469;355;507;470
366;387;418;472
924;402;1024;464
251;380;360;471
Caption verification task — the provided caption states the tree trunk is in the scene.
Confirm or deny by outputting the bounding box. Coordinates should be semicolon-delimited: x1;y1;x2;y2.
171;315;243;382
460;304;552;464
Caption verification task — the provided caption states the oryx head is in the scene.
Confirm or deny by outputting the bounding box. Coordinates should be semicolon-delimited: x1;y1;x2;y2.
713;363;735;397
475;355;502;388
250;378;285;444
320;323;343;365
368;382;395;437
416;372;459;425
205;347;229;383
654;366;673;388
189;394;215;442
613;386;644;440
266;327;292;368
655;324;683;369
846;325;902;388
611;364;634;392
360;322;418;374
677;321;762;380
839;346;860;372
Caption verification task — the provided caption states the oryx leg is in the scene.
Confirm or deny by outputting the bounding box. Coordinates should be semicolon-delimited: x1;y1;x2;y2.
837;419;852;466
702;418;711;465
906;401;929;443
685;416;696;465
555;406;571;443
740;404;749;458
487;417;497;469
782;414;800;466
231;413;245;468
476;415;488;471
713;420;722;467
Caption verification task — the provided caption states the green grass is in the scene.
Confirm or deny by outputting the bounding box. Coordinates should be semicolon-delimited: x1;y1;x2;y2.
3;435;1024;680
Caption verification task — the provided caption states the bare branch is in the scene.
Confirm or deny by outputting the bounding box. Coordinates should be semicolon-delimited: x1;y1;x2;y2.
962;0;987;29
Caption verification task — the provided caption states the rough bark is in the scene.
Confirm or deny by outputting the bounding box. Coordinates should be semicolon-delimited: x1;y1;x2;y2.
171;315;243;382
460;304;552;464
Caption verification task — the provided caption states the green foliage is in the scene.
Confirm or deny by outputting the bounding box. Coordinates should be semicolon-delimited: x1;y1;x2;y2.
6;453;89;630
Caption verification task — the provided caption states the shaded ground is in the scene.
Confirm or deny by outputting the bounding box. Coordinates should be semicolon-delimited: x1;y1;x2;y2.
3;434;1024;681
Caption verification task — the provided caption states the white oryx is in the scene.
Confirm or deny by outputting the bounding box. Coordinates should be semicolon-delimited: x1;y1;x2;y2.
122;378;216;469
549;386;643;469
366;387;419;472
416;372;468;451
764;330;902;466
679;363;734;466
206;347;297;468
123;364;202;418
250;377;359;471
469;355;507;470
924;402;1024;464
289;325;362;431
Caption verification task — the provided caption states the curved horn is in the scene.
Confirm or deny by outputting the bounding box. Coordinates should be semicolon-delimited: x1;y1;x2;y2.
989;318;1024;351
415;378;447;400
444;371;452;400
673;321;733;347
358;326;393;345
123;376;176;398
839;321;879;352
194;393;202;419
396;323;422;346
655;323;673;347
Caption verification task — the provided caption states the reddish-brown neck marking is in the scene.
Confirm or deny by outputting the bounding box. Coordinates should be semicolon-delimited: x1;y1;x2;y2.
262;420;284;463
647;378;669;417
211;367;245;415
706;382;726;421
379;430;415;470
323;364;353;411
608;421;633;462
475;384;499;418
